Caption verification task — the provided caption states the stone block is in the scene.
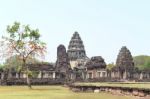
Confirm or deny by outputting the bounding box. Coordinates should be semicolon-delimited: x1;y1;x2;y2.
138;91;146;97
94;89;100;93
132;90;139;96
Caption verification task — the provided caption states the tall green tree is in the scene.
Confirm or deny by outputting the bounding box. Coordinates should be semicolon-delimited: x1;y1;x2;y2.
133;55;150;70
0;22;46;88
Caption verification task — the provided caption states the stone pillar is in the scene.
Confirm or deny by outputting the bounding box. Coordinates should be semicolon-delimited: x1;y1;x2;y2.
105;71;107;77
147;73;149;79
140;73;143;80
81;72;84;79
100;72;103;78
53;72;56;79
123;70;127;80
16;73;19;78
43;71;48;78
92;72;94;79
38;71;42;78
1;73;4;80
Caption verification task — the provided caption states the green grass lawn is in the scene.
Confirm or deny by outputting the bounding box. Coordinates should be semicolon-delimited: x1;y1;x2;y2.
0;86;136;99
75;82;150;89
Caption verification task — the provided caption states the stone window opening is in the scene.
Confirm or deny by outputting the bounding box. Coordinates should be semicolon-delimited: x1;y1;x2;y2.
88;72;93;79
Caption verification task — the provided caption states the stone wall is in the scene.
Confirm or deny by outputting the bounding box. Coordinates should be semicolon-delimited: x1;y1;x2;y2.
70;85;150;98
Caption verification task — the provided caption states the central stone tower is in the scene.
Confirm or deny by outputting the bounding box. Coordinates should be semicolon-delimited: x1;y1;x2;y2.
67;32;88;69
67;31;86;60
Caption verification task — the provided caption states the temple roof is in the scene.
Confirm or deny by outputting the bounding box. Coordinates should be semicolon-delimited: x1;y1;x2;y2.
85;56;106;69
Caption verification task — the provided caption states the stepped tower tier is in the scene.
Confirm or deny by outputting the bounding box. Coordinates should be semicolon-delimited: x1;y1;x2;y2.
67;31;87;61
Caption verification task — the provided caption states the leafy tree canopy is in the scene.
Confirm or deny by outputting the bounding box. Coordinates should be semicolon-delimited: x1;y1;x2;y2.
1;22;46;61
133;55;150;70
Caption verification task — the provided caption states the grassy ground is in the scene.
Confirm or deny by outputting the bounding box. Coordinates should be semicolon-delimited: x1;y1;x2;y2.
75;82;150;89
0;86;136;99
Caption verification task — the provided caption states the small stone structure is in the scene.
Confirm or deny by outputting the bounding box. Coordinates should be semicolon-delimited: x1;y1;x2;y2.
85;56;107;79
111;46;135;80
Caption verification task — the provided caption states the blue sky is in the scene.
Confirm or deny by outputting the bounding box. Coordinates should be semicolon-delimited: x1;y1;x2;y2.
0;0;150;63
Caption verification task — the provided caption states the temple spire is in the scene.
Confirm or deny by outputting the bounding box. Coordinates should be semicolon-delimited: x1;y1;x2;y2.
67;31;86;60
116;46;134;69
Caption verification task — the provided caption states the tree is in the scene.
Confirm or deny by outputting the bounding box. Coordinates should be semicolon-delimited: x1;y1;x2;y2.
0;22;46;88
0;64;4;68
5;55;39;68
4;55;40;78
107;62;115;70
133;55;150;70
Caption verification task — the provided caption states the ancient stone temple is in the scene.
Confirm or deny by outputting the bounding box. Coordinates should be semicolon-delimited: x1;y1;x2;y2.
111;46;134;80
55;44;71;80
85;56;107;79
1;31;150;85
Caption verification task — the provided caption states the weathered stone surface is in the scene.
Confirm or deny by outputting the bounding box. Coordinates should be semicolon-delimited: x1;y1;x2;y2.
55;44;71;79
132;90;139;96
105;88;109;92
86;88;93;92
100;88;105;91
94;89;100;93
138;91;146;97
145;95;150;99
70;85;149;98
108;88;112;92
116;89;122;94
116;46;134;71
67;32;87;60
124;91;131;95
85;56;106;69
112;46;135;79
72;88;81;92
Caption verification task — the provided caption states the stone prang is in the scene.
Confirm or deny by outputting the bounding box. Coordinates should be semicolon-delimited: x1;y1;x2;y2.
67;32;86;60
116;46;134;71
55;44;71;73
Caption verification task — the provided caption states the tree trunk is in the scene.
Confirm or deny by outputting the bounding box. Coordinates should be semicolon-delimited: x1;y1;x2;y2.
26;65;32;89
23;59;32;89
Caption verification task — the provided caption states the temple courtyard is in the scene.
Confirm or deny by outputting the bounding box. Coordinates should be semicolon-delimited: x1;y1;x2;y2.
0;85;139;99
